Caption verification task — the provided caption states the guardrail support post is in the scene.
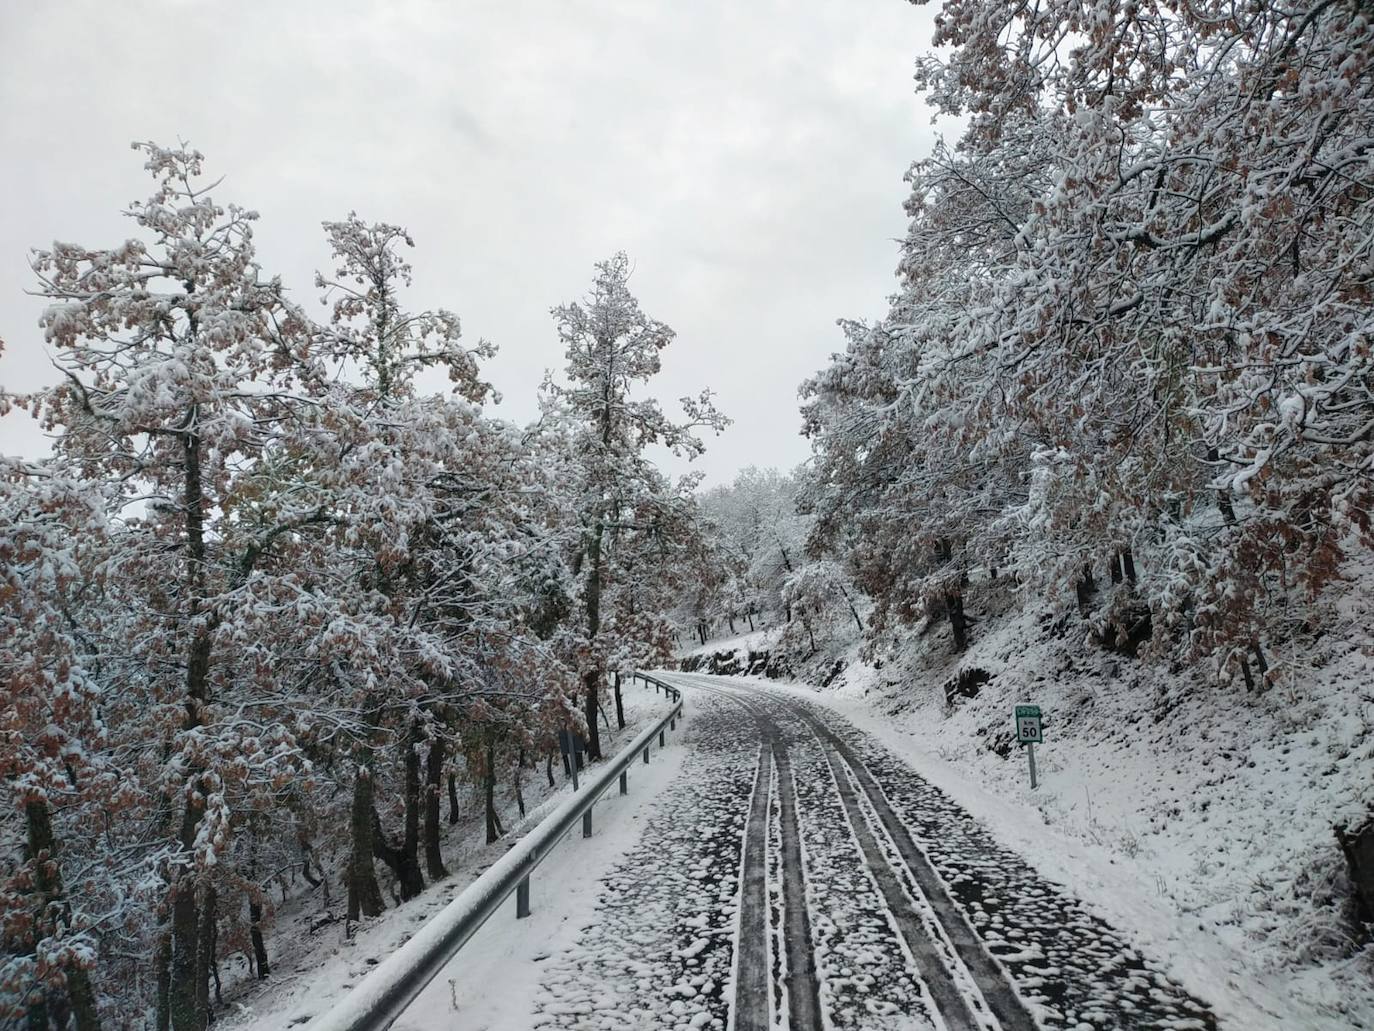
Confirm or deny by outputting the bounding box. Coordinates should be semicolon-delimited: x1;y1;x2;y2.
642;746;649;764
670;717;676;731
516;876;531;918
619;770;628;795
582;809;593;838
658;728;665;748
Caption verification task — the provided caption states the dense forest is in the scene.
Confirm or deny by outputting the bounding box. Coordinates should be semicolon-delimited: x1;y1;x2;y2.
3;0;1372;1025
1;147;725;1029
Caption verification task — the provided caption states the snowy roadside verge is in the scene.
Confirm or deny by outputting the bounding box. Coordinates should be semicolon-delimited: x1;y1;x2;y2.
217;685;682;1031
393;718;691;1031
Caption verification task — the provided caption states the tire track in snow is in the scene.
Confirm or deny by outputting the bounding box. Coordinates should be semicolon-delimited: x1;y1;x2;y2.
818;740;991;1031
770;742;824;1030
787;701;1037;1031
706;689;826;1030
735;744;772;1031
688;680;931;1030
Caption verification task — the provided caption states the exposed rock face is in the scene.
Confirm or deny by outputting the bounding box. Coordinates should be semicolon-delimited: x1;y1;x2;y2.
680;648;790;679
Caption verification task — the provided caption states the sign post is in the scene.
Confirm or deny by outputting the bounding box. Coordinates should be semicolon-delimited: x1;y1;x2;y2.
1014;705;1043;789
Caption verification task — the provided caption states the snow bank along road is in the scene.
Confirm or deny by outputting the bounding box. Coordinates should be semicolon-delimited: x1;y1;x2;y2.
530;672;1218;1031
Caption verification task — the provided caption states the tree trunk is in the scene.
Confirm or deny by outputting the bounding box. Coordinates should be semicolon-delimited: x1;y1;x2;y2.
249;899;270;980
211;895;224;1005
424;738;448;881
514;749;526;820
1218;489;1237;527
447;772;461;825
1075;562;1096;611
399;728;425;898
24;800;102;1031
728;615;736;634
169;789;205;1031
1250;639;1270;690
298;837;323;889
582;515;606;762
346;764;385;923
838;584;864;632
1121;547;1137;583
246;829;271;982
1239;655;1256;692
484;738;504;844
747;611;755;632
171;427;212;1031
582;670;603;762
1207;447;1238;526
946;592;969;652
545;753;555;788
155;932;171;1031
194;887;216;1023
370;805;423;901
613;673;625;730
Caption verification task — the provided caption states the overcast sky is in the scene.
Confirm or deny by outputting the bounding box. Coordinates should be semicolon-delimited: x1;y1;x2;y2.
0;0;951;487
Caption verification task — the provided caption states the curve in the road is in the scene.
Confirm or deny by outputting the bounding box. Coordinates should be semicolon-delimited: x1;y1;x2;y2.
666;672;1218;1031
680;676;1008;1031
528;675;1217;1031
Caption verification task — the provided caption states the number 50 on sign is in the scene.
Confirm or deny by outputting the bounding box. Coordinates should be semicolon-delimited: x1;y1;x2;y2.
1014;705;1043;788
1014;705;1042;743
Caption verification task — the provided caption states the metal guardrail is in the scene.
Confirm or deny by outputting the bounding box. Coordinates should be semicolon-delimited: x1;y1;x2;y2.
308;672;683;1031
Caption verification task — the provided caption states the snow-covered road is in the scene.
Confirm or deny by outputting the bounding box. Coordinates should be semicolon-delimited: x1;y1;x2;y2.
436;673;1221;1030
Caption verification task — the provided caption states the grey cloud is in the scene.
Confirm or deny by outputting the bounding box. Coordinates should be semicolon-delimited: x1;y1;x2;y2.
0;0;955;485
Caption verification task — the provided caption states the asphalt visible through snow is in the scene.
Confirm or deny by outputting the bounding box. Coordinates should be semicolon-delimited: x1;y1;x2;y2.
531;673;1217;1031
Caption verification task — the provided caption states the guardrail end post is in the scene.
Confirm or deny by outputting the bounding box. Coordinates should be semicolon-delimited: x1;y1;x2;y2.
517;876;530;919
619;770;628;795
642;746;650;765
582;809;593;838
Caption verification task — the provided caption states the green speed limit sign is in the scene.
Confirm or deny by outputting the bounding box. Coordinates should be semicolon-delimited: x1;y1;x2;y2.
1014;705;1042;743
1014;705;1043;789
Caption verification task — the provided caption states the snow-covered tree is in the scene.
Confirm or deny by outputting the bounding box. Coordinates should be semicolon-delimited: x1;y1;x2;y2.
543;252;726;758
305;212;573;922
804;0;1374;683
4;143;585;1028
25;142;335;1031
0;461;115;1029
699;467;808;627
